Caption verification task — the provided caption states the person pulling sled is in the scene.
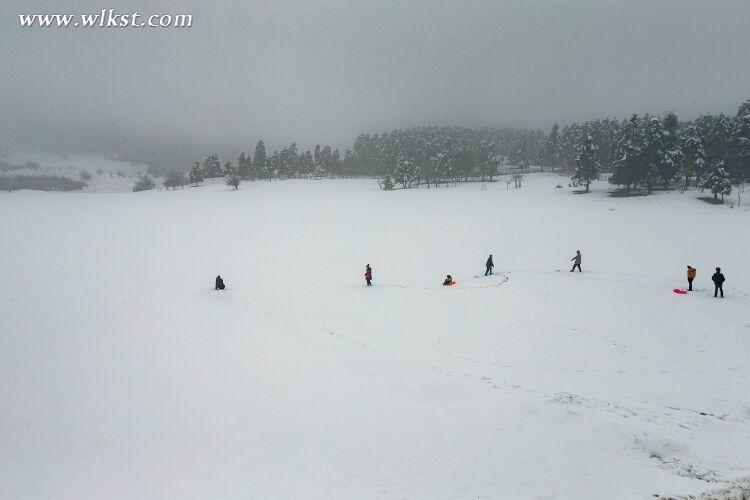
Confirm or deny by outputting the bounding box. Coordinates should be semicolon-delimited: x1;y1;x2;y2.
570;250;582;272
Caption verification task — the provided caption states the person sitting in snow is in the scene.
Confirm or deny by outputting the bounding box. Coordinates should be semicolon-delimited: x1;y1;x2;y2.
686;265;696;291
365;264;373;286
570;250;582;272
215;275;225;290
443;274;454;286
485;254;494;276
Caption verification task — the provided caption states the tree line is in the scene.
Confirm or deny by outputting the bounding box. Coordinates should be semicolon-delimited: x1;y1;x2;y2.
160;99;749;198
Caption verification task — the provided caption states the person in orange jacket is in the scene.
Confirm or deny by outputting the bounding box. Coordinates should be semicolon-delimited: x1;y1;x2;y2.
365;264;373;286
686;265;696;291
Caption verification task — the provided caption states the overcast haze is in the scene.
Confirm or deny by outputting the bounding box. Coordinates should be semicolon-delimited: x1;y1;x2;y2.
1;0;749;156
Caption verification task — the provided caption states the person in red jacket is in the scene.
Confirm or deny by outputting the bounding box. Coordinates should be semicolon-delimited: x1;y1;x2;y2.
365;264;373;286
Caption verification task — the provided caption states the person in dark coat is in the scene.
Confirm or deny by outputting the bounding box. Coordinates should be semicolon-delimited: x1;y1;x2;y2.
686;266;696;291
215;275;225;290
485;254;494;276
365;264;373;286
711;267;725;298
570;250;582;272
443;274;454;286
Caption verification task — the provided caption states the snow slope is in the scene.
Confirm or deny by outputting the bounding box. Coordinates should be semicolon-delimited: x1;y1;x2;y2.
1;152;151;192
1;175;749;499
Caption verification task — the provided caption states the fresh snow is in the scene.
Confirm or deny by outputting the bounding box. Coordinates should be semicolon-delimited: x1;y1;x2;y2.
1;174;749;499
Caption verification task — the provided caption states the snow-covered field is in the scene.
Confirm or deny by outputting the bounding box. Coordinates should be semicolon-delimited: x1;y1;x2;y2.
1;174;749;499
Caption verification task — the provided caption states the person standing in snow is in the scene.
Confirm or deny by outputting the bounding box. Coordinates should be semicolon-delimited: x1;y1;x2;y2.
686;266;696;291
712;267;725;298
443;274;454;286
215;275;225;290
570;250;582;272
365;264;373;286
485;254;494;276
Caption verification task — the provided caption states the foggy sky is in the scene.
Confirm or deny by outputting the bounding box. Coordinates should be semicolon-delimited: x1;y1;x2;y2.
2;0;749;157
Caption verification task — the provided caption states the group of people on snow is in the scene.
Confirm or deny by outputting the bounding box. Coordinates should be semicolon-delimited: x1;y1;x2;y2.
686;266;726;298
213;250;728;299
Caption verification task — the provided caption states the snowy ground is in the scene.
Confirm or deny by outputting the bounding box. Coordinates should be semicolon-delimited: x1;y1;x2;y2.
1;174;749;499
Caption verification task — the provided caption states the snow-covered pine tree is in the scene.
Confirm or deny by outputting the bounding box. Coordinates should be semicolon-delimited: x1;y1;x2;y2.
202;154;222;178
640;116;668;192
729;100;750;180
696;114;731;166
680;122;706;190
300;150;314;177
572;133;600;192
238;152;251;179
253;141;267;181
189;161;203;186
610;114;643;191
342;149;355;177
658;112;682;190
543;123;560;171
223;161;233;176
265;151;279;181
700;163;732;200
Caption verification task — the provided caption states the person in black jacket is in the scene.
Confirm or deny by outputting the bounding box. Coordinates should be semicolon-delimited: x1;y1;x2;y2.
215;275;225;290
485;254;494;276
711;267;725;298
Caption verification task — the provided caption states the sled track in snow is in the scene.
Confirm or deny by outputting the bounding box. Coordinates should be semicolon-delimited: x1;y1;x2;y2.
377;273;510;292
321;324;750;433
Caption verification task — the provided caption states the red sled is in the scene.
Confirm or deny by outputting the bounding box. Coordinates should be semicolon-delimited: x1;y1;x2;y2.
673;288;687;294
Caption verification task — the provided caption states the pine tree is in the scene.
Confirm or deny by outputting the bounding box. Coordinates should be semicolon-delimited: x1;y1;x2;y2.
700;163;732;200
680;123;706;190
729;100;750;180
611;115;643;191
543;123;560;170
300;151;314;177
238;152;251;179
202;154;222;178
254;141;267;181
572;133;600;192
223;161;233;176
640;117;668;192
189;161;203;186
658;112;682;190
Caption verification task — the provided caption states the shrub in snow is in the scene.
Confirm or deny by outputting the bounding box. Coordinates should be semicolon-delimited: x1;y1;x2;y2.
132;175;156;192
379;174;394;190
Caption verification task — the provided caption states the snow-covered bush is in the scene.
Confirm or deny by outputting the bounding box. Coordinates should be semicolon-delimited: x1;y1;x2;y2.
700;164;732;201
132;175;156;192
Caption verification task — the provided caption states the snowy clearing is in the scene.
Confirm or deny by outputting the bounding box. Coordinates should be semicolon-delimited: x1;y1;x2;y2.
1;174;749;499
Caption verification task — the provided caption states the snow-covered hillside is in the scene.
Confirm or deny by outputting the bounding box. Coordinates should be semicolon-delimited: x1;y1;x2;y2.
1;152;151;192
1;175;749;499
